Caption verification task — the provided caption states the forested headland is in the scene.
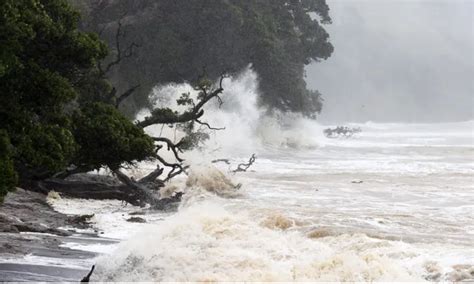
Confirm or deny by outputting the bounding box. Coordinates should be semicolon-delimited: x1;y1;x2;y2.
71;0;334;117
0;0;333;205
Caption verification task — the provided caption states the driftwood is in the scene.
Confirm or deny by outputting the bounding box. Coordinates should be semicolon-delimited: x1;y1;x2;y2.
232;154;256;173
211;158;231;165
212;154;257;173
81;265;95;282
324;126;361;138
30;71;233;211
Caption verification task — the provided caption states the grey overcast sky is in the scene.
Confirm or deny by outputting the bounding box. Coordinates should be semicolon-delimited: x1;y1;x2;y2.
306;0;474;123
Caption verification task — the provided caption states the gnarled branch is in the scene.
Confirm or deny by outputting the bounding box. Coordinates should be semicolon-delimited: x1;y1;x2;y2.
138;166;164;184
98;13;140;77
232;154;256;173
164;165;190;183
137;75;227;129
116;84;140;107
211;158;231;165
152;137;185;162
195;119;225;131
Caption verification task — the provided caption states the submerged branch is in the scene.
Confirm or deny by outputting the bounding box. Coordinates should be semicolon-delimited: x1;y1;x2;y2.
81;265;95;282
211;158;231;165
232;154;256;173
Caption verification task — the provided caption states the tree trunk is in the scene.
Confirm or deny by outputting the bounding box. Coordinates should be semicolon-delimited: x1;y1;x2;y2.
37;178;182;210
38;178;143;206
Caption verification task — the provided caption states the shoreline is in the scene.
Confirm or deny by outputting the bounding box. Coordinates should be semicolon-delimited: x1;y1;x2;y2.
0;189;115;281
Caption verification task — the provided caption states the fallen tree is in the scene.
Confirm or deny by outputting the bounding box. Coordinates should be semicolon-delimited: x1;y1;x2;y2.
1;1;255;210
40;75;230;209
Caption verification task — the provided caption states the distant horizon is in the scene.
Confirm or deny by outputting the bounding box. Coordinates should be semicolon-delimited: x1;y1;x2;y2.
319;118;474;125
307;0;474;123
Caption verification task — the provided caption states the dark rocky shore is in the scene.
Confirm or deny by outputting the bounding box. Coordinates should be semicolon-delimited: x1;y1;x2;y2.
0;190;116;281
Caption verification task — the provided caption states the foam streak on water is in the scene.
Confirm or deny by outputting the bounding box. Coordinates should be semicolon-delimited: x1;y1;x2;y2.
50;69;474;281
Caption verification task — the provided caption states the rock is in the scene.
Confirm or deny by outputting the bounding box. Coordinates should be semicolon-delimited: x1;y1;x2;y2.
13;222;71;236
129;211;146;216
0;224;20;234
126;217;146;223
67;214;95;228
0;190;87;236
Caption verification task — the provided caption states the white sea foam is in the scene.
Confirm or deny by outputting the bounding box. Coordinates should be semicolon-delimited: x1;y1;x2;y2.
137;67;331;158
90;196;473;282
50;69;473;281
92;200;425;282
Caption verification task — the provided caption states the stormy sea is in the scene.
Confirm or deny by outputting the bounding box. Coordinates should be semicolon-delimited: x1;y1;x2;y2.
3;70;474;282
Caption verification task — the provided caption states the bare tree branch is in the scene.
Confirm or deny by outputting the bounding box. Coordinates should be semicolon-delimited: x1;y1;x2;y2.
211;158;231;165
138;166;164;184
155;154;186;175
232;154;257;173
195;119;225;131
80;265;95;282
113;169;161;206
113;169;140;189
216;95;224;107
163;165;190;183
137;75;228;128
116;84;140;107
53;165;94;179
152;137;185;162
98;13;140;76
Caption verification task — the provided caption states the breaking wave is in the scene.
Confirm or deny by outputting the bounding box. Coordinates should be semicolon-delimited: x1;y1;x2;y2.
137;67;329;157
87;68;474;282
92;196;473;282
93;200;426;282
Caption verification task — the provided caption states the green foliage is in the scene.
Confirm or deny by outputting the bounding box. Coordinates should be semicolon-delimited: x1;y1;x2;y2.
176;93;194;106
73;103;155;170
17;124;76;174
0;0;149;184
80;0;333;117
149;108;181;123
0;0;105;180
179;131;210;151
0;131;18;202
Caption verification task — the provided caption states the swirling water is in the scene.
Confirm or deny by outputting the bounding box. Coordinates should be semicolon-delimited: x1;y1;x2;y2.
50;70;474;281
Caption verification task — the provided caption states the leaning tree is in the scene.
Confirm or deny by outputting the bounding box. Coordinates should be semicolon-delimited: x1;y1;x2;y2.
73;0;334;118
43;74;231;209
0;0;242;208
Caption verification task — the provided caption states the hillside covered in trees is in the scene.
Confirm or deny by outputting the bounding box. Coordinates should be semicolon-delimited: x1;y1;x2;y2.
71;0;334;117
0;0;333;203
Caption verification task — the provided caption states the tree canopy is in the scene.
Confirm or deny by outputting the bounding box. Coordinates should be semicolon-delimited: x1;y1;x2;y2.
0;0;334;205
0;0;154;200
76;0;334;117
0;130;17;202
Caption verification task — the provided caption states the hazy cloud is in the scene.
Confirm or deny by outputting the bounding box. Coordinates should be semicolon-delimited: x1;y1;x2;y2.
306;0;474;123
